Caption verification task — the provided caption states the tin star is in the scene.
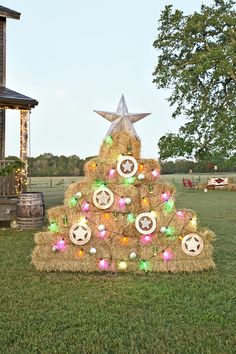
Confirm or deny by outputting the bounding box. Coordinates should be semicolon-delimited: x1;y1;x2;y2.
122;160;133;172
94;95;151;139
186;237;200;251
140;217;151;229
96;190;110;205
73;226;88;241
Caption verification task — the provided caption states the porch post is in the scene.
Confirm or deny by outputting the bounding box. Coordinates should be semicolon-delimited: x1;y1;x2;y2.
20;109;29;192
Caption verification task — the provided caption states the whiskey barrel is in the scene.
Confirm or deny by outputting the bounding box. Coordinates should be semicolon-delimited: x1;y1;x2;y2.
16;192;45;229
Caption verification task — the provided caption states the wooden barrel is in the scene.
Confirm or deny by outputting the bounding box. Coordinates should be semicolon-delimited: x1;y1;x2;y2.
16;192;45;229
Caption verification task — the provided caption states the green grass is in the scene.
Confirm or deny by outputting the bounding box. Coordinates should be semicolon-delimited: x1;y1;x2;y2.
0;176;236;353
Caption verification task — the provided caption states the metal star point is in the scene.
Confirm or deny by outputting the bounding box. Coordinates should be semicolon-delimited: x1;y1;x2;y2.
94;95;151;139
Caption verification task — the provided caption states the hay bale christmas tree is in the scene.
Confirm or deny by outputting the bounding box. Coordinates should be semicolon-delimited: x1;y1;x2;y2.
32;96;215;273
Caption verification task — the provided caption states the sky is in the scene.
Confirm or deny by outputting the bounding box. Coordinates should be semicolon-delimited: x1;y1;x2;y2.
3;0;214;159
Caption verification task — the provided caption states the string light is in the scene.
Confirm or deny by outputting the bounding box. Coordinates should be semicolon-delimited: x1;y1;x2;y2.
140;234;152;244
105;135;113;145
125;197;132;205
94;179;107;188
75;249;84;257
82;201;90;212
49;221;59;233
98;259;109;270
124;177;135;186
118;197;126;209
118;261;127;270
164;199;174;213
127;213;135;223
151;169;159;178
162;249;173;261
129;251;137;260
90;247;97;255
176;210;185;219
161;191;170;202
53;238;66;251
69;196;78;207
109;167;116;178
121;236;129;244
139;260;150;271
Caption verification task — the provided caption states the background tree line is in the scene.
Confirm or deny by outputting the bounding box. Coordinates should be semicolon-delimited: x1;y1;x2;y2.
6;153;236;176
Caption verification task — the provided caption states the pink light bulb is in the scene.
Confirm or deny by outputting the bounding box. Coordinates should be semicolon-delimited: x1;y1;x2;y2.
119;197;126;209
99;230;106;239
82;201;90;212
161;191;170;202
152;169;159;178
140;234;152;244
55;238;66;250
176;210;184;219
162;249;173;261
109;168;116;178
98;259;109;270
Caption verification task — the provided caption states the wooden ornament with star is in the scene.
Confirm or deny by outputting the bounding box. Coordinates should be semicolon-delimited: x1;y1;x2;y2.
93;187;114;209
117;155;138;178
135;212;157;235
69;223;92;245
181;233;204;256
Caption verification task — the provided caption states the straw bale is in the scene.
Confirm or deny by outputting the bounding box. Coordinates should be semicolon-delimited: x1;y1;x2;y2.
99;131;141;160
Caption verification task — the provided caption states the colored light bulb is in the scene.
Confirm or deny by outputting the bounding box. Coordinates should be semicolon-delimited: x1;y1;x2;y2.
119;197;126;209
99;230;106;239
124;177;135;185
122;236;129;244
118;261;127;270
176;210;185;218
139;260;150;271
105;135;113;145
109;167;116;178
162;249;173;261
127;213;135;223
55;238;66;251
152;169;159;178
90;247;97;255
82;201;90;212
49;221;59;233
161;191;170;202
140;234;152;244
98;259;109;270
69;196;78;207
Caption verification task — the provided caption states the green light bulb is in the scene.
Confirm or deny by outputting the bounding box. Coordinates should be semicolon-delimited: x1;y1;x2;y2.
127;213;135;223
105;135;113;146
49;221;59;233
69;196;78;207
139;260;150;272
164;199;174;212
124;177;135;186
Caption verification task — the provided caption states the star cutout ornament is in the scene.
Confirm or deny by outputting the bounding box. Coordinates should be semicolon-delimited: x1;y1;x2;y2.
117;156;138;178
181;233;204;256
69;223;91;245
94;95;151;140
93;187;114;209
135;212;157;235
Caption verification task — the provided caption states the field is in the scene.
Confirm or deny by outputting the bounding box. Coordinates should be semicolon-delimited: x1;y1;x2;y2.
0;174;236;353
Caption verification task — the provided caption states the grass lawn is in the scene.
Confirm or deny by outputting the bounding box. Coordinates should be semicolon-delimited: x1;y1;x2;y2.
0;176;236;353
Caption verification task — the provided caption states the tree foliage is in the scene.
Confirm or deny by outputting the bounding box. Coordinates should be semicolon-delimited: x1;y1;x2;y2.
153;0;236;161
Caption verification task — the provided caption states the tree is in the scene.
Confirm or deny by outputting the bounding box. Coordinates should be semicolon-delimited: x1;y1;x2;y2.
153;0;236;161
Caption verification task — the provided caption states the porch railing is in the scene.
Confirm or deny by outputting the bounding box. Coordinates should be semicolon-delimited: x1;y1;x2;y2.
0;160;17;196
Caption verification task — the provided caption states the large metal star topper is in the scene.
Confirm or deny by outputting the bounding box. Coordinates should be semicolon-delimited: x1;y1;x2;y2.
94;95;151;140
